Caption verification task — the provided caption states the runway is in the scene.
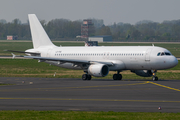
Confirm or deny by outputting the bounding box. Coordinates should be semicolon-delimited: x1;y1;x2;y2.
0;77;180;112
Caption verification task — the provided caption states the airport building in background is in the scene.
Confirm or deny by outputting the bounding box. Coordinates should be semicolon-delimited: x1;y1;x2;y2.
81;19;94;39
88;36;112;42
7;35;18;40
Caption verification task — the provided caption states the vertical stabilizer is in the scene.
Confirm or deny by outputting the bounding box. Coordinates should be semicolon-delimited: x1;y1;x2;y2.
28;14;55;49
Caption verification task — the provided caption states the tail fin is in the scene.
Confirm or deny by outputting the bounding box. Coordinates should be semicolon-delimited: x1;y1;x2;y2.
28;14;55;49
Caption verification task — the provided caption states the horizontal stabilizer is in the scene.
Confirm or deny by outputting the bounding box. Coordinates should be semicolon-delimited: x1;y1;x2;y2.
4;50;40;56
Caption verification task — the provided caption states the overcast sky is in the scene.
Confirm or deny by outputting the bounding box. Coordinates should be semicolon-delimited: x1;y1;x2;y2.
0;0;180;25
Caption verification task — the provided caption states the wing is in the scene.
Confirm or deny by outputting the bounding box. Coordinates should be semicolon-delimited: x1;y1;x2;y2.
5;50;114;66
24;56;114;66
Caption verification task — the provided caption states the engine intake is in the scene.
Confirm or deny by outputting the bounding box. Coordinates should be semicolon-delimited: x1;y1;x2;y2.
88;64;109;77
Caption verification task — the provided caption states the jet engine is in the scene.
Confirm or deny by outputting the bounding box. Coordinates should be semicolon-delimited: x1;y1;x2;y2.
131;70;153;77
88;64;109;77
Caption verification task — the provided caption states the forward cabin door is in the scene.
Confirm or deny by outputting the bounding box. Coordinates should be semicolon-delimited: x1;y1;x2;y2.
145;48;152;61
145;48;152;69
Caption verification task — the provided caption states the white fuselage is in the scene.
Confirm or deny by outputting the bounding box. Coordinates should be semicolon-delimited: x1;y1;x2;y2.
27;45;178;71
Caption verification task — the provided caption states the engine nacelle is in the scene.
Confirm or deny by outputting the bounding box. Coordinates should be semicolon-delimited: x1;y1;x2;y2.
88;64;109;77
131;70;153;77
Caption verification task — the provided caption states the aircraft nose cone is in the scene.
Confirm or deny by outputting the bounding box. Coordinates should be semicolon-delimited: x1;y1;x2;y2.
169;57;178;68
175;57;178;66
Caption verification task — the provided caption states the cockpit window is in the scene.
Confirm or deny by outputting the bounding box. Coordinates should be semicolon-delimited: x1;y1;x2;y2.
157;52;161;56
157;52;171;56
165;52;171;55
161;52;165;56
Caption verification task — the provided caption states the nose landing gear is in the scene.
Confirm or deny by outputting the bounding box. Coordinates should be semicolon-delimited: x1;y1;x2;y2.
152;70;158;81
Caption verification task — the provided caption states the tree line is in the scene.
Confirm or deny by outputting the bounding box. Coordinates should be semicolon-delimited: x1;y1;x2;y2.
109;20;180;42
0;18;180;42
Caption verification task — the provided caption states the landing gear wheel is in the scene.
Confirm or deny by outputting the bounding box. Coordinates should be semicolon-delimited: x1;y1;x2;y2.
152;76;158;81
113;74;122;80
113;74;118;80
87;75;92;80
82;74;87;80
118;74;122;80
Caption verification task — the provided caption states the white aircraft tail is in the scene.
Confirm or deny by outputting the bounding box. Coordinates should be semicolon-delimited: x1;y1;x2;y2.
28;14;55;49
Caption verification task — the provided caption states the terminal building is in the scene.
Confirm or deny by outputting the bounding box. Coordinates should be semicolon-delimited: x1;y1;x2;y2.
88;36;112;42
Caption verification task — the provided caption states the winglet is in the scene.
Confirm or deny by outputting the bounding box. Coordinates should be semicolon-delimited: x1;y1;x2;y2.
11;53;16;59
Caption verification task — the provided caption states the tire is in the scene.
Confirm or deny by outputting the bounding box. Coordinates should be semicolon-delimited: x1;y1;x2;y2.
152;76;158;81
113;74;118;80
82;74;87;80
118;74;122;80
87;75;92;80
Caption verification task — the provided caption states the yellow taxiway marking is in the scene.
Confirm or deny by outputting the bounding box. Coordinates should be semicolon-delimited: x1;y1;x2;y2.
0;82;148;92
1;81;179;92
147;81;180;92
0;97;179;103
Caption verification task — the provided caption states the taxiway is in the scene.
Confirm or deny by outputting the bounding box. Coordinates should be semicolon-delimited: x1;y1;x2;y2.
0;77;180;112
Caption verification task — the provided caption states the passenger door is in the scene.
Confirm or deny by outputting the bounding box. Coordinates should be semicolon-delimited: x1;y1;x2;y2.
145;48;152;61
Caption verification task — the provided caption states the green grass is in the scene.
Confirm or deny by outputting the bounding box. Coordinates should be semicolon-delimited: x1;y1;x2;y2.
0;111;179;120
0;41;180;57
0;59;179;80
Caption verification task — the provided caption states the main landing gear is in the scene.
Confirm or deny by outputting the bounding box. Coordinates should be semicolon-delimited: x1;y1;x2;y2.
82;74;92;80
113;71;122;80
152;70;158;81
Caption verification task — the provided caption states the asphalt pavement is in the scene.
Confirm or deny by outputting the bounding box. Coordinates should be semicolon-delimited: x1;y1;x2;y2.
0;77;180;112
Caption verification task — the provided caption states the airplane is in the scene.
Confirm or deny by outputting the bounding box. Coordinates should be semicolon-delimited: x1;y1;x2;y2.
7;14;178;81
